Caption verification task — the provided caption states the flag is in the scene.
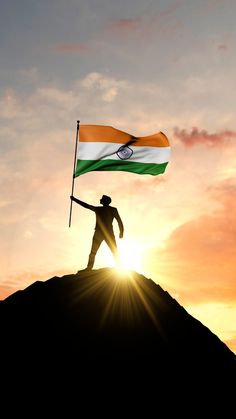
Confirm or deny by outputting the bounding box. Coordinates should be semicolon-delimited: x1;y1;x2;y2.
74;125;171;177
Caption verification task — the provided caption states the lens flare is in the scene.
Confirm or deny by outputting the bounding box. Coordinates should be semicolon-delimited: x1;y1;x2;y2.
118;239;143;272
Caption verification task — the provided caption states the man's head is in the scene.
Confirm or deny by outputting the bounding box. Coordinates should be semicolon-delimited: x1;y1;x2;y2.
100;195;112;206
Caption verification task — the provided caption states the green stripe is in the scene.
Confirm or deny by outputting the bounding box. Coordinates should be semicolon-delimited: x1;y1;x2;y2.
75;159;168;177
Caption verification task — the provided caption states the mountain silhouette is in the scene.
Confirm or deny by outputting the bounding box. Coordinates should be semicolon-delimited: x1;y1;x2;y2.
1;268;235;400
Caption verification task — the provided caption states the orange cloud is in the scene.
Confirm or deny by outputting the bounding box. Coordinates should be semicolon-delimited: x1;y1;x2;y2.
208;178;236;211
108;18;141;33
217;43;228;51
105;17;142;40
174;127;236;148
53;43;92;54
149;178;236;305
105;2;184;41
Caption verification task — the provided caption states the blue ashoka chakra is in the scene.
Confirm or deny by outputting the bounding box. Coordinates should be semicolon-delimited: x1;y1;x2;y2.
116;145;133;160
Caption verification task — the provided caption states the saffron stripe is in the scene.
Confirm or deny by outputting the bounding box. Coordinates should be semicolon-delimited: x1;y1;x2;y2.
80;125;169;147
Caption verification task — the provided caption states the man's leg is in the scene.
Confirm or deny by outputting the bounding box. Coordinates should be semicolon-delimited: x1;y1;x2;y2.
105;233;119;266
87;232;103;269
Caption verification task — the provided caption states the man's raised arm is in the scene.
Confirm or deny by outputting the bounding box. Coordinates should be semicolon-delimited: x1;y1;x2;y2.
70;196;95;211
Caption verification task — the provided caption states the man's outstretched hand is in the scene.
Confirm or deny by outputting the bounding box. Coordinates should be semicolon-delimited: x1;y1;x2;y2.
119;232;123;239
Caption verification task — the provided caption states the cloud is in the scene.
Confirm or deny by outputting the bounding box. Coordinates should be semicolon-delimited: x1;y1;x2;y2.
53;43;92;54
106;17;142;39
0;89;20;119
105;1;184;42
217;43;228;51
208;178;236;212
209;34;230;53
81;72;129;103
174;127;236;148
149;178;236;304
1;71;234;139
107;16;182;41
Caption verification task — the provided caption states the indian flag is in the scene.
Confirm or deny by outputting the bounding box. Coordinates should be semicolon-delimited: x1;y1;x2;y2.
75;125;171;177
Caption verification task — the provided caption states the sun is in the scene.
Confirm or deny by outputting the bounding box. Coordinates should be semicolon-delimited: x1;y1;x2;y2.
118;238;143;272
93;237;145;273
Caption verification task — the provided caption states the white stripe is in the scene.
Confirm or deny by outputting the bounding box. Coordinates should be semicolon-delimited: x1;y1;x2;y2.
77;142;170;164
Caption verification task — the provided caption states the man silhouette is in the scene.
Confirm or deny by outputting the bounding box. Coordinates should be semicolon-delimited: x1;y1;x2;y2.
70;195;124;270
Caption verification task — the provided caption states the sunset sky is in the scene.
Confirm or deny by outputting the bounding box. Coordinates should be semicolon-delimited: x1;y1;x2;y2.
1;0;236;354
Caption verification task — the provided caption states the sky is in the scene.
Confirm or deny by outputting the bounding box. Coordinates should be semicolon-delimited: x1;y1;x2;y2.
1;0;236;354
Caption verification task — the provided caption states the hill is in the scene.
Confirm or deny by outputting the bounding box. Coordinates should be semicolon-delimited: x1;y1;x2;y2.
1;268;235;397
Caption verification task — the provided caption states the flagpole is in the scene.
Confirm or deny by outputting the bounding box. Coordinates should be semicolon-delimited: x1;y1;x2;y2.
69;120;80;227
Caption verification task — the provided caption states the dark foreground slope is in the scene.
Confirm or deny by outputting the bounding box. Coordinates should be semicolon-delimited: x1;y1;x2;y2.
1;268;235;388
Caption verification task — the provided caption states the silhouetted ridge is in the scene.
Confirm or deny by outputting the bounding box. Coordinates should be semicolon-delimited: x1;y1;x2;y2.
1;268;235;385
